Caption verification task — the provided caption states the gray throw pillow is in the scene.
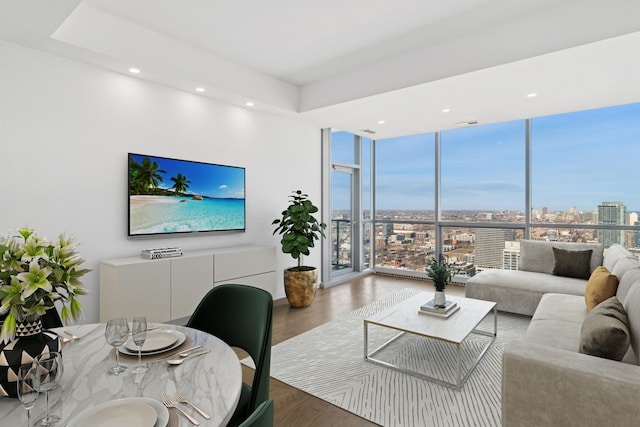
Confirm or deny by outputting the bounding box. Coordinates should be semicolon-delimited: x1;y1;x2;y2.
552;247;592;280
579;296;631;361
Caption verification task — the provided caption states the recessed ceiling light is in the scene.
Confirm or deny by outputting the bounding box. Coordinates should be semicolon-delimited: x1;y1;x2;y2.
527;93;537;98
128;67;140;74
378;120;385;125
195;87;206;93
245;101;254;107
442;108;451;113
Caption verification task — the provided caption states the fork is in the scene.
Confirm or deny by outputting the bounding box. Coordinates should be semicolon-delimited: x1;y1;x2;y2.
161;392;200;425
175;391;211;419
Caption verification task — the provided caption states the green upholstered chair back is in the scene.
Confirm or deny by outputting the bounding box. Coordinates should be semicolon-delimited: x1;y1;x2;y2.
186;284;273;425
238;399;274;427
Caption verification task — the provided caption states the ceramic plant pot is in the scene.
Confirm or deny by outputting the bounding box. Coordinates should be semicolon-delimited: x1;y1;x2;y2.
284;267;318;308
434;290;447;308
0;317;61;398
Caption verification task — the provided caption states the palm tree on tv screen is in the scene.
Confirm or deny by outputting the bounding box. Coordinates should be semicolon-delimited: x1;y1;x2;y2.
170;173;191;195
130;157;166;194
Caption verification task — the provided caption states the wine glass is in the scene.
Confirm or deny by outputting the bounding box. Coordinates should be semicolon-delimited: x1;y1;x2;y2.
33;352;63;426
105;317;129;375
131;316;148;374
17;363;39;427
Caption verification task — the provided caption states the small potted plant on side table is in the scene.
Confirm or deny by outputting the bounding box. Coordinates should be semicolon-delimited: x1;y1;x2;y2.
426;255;457;308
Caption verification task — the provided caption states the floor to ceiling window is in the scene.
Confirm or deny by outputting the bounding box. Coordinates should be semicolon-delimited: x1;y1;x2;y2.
323;130;370;284
439;121;526;274
375;134;435;276
530;103;640;254
322;101;640;285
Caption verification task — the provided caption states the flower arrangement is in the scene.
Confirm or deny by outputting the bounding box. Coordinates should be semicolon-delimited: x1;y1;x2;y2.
0;228;89;343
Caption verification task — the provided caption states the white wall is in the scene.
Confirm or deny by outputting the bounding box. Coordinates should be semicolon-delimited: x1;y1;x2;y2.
0;41;322;322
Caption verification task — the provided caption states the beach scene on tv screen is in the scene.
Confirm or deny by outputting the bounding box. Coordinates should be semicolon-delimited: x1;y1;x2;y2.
129;154;245;235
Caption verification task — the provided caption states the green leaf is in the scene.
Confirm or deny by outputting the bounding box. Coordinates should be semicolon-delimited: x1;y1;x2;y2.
60;304;71;324
0;312;15;343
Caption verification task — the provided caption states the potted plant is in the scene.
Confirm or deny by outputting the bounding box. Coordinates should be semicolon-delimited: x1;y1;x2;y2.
426;255;457;307
272;190;327;307
0;227;89;397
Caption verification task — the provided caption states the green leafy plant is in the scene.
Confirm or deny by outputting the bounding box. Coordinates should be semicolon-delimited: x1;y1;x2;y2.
426;255;458;291
0;228;89;343
272;190;327;270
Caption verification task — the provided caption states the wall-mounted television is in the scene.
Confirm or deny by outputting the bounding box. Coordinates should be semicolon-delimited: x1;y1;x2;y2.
128;153;245;238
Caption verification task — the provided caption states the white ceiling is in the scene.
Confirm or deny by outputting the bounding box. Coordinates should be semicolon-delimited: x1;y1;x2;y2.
2;0;640;139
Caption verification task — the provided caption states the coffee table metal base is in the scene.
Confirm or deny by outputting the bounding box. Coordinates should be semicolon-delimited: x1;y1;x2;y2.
364;306;497;389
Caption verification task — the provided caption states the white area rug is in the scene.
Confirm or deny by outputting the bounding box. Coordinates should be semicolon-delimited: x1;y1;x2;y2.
247;289;530;426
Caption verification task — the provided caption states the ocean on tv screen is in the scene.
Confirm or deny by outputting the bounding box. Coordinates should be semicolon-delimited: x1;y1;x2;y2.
129;195;245;235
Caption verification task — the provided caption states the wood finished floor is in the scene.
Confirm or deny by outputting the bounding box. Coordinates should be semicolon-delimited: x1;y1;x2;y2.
240;274;466;427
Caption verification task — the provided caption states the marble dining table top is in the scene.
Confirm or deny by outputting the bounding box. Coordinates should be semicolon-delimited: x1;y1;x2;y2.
0;323;242;427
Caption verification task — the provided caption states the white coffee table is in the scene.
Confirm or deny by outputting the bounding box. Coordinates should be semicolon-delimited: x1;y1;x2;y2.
364;292;497;389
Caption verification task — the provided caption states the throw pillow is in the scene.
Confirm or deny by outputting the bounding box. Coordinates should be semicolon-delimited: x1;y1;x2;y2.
579;296;631;361
552;247;593;280
584;266;619;311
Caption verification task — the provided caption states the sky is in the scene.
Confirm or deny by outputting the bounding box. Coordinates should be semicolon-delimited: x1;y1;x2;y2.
332;102;640;212
129;153;245;199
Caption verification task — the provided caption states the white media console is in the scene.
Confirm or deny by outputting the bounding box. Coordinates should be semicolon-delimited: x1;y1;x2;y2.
99;245;276;323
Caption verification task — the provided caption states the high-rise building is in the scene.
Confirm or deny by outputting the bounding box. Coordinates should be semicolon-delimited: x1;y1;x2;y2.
475;228;516;269
597;201;626;248
503;241;521;270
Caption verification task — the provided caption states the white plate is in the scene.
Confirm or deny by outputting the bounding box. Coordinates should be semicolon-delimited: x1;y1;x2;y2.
119;330;186;356
124;330;179;352
67;397;168;427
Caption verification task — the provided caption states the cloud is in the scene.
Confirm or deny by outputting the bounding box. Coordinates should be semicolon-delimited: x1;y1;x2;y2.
218;185;228;189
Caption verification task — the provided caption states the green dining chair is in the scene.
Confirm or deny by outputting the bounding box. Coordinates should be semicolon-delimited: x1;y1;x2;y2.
238;399;274;427
186;284;273;427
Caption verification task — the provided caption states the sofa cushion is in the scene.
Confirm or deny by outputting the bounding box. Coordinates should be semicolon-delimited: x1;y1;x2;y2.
579;296;631;361
531;293;588;323
552;247;592;279
603;243;635;271
622;281;640;365
585;266;619;311
525;293;586;352
520;240;603;274
617;267;640;303
611;257;640;281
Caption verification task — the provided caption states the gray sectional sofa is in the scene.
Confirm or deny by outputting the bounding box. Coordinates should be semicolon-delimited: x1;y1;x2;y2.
466;240;605;316
467;241;640;427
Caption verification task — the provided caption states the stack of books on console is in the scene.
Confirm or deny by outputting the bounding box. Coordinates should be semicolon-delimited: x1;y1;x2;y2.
418;299;460;318
141;247;183;260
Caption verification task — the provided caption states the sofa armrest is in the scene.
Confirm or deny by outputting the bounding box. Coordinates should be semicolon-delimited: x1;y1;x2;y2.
502;340;640;427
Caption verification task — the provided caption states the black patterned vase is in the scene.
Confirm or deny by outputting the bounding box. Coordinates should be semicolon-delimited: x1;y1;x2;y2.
0;317;61;398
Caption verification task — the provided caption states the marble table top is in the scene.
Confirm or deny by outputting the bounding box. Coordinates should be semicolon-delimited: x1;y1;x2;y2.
0;323;242;426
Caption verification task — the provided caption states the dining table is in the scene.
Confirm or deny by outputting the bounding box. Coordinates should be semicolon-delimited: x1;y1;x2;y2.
0;322;242;427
